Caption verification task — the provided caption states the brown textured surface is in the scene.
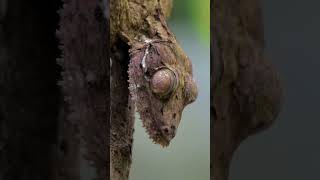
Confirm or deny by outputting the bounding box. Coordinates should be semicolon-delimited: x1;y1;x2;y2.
110;39;134;180
128;40;197;147
111;0;197;179
212;0;283;179
0;0;109;179
57;0;109;179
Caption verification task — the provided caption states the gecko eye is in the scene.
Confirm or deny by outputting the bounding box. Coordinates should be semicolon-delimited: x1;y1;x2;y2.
150;68;177;97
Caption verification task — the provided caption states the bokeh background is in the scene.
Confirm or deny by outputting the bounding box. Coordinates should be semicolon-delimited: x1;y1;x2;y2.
129;0;210;180
230;1;320;180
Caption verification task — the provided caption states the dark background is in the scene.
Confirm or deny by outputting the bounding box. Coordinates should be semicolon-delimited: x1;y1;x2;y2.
230;1;320;179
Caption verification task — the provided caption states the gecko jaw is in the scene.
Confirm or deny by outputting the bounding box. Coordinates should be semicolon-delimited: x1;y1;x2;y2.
150;127;176;147
141;119;172;147
152;135;170;147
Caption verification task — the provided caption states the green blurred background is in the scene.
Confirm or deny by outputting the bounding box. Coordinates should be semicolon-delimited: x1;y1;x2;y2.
129;0;210;180
170;0;210;44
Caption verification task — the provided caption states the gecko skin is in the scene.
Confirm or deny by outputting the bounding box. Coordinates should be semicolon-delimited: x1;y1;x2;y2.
128;37;197;147
111;0;198;147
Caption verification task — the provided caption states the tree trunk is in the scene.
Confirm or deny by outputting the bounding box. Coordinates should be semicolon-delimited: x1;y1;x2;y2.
110;0;173;179
0;0;110;180
0;0;62;179
212;0;283;180
58;0;109;179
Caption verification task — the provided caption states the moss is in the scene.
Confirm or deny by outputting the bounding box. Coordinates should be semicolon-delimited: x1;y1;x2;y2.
110;0;173;45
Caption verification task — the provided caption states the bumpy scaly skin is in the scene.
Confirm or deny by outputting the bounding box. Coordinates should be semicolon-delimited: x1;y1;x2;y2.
111;0;198;147
128;39;197;147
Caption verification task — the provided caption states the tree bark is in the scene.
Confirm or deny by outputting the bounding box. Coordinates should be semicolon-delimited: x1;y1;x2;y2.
110;0;173;179
58;0;109;180
212;0;283;179
0;0;109;180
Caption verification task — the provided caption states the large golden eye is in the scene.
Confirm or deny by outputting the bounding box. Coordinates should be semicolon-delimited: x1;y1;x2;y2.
150;68;177;97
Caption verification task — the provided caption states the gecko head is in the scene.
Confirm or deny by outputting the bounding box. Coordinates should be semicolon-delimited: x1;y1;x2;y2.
128;40;198;147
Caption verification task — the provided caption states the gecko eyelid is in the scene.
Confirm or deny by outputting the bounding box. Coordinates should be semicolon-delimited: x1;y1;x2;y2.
150;68;178;98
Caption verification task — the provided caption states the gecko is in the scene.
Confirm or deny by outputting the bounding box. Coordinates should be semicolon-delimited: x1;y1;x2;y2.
109;1;198;178
111;0;198;147
128;36;197;147
57;0;195;179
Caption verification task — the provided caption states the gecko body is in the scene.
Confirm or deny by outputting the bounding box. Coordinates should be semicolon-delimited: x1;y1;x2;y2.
110;0;198;147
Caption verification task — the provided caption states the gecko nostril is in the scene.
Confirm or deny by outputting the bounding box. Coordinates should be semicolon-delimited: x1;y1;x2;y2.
172;113;176;119
163;128;169;133
161;125;176;140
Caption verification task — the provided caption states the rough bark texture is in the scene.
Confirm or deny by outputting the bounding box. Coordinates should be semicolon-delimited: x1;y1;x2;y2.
110;39;134;180
0;0;109;180
110;0;197;179
110;1;173;179
58;0;109;180
212;0;283;179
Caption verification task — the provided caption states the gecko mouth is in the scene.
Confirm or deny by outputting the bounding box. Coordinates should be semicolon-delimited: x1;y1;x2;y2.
151;124;177;147
145;121;175;147
152;134;170;147
152;132;172;147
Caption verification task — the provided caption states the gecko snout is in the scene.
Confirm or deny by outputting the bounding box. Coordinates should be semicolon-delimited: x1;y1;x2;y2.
160;125;177;140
